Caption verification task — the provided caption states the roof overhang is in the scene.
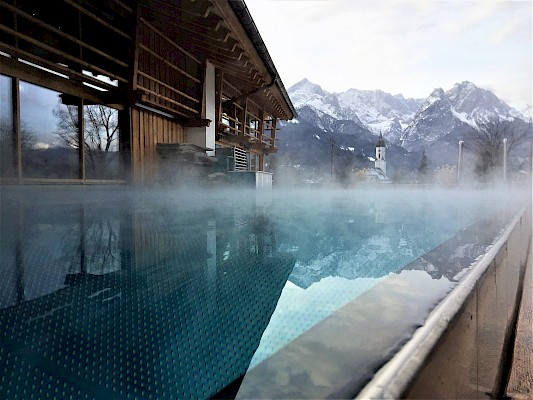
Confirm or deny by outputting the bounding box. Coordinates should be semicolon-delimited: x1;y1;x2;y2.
138;0;296;120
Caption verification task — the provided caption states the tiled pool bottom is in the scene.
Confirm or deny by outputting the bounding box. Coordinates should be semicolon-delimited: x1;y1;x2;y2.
0;186;529;399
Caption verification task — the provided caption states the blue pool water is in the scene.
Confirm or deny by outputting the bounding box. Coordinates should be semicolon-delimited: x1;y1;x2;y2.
0;186;527;399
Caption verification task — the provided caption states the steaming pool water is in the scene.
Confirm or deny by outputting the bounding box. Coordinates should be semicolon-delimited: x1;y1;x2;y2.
0;185;529;399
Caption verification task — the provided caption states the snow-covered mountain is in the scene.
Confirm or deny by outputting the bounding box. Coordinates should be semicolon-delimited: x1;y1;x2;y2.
288;78;422;143
274;78;528;182
401;81;524;151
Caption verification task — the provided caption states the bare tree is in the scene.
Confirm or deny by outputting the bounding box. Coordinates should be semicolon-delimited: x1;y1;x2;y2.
467;116;532;177
54;103;119;176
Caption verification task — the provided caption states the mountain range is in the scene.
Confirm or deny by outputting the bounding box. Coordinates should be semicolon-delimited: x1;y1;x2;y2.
272;78;530;183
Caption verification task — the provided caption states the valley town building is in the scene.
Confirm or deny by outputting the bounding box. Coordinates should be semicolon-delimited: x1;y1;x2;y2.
0;0;296;186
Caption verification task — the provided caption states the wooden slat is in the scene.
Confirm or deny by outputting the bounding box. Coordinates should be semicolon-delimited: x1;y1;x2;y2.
0;54;125;110
138;87;199;114
131;3;141;91
110;0;133;14
137;72;199;104
1;2;129;68
0;43;118;91
131;108;140;183
63;0;131;40
140;17;201;65
139;44;200;84
0;25;128;83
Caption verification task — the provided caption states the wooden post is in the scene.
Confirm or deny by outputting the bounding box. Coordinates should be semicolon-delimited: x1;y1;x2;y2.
13;77;21;181
271;117;277;149
259;108;264;145
78;98;85;180
215;70;223;131
241;97;248;137
131;3;141;91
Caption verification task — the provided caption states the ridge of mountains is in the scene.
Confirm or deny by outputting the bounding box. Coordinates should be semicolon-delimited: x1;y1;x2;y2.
274;78;528;182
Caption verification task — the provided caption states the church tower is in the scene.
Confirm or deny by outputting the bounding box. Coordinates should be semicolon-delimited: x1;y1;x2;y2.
375;133;386;176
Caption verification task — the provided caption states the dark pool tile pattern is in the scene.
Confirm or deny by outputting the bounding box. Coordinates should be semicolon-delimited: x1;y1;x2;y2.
0;186;528;399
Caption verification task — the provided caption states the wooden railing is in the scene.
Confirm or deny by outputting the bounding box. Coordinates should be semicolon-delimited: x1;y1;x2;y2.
218;78;279;152
136;18;203;118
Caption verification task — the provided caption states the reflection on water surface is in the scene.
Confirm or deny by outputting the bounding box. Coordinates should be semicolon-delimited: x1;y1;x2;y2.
0;186;527;398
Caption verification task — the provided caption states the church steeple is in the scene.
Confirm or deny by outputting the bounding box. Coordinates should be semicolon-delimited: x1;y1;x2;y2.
376;132;386;148
375;133;387;176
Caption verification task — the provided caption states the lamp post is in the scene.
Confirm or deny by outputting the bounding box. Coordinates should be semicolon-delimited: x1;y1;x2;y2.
503;138;508;182
330;138;335;181
457;140;464;184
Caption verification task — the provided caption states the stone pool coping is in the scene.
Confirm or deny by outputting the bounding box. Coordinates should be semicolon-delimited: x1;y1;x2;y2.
357;205;532;399
233;204;531;399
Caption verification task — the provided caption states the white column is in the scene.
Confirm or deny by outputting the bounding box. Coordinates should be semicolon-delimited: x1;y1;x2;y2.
204;62;216;157
184;61;216;156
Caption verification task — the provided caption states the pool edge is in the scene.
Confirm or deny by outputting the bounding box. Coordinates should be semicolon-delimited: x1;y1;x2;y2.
356;205;533;399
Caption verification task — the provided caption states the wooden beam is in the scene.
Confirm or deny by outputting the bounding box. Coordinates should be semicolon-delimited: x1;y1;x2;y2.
138;44;200;83
13;77;21;181
137;71;200;103
137;87;199;114
183;118;211;128
62;0;131;40
79;98;85;180
0;24;128;83
211;0;270;79
109;0;134;14
131;2;141;91
1;2;129;68
0;43;121;91
271;117;277;148
140;17;202;65
0;56;126;110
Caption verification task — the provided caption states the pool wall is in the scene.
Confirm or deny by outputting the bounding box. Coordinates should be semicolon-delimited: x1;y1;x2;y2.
357;205;532;399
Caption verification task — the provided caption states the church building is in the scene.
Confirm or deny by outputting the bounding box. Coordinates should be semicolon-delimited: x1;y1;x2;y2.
375;133;387;176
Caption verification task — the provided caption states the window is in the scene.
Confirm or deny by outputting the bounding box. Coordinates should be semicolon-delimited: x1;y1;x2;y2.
1;76;127;182
20;82;79;179
0;74;16;178
84;104;123;180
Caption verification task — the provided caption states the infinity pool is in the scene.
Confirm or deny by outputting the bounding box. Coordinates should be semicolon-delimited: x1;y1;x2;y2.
0;186;528;398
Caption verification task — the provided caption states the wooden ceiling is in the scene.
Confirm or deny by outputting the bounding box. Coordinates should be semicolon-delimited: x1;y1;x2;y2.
138;0;294;120
0;0;294;120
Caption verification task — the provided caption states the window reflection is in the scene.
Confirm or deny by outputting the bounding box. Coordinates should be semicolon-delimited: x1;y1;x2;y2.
20;82;79;179
0;74;16;178
10;80;126;181
23;205;82;301
84;104;123;180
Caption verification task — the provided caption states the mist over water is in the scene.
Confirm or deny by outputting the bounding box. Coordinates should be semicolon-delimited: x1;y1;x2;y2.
0;182;530;398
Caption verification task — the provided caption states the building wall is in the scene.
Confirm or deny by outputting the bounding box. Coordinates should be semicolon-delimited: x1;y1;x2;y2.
131;107;185;185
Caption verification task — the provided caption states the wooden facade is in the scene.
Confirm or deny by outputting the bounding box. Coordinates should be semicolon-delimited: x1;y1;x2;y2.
0;0;295;185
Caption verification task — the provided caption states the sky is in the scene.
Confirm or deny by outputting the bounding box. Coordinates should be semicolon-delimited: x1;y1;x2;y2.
245;0;533;117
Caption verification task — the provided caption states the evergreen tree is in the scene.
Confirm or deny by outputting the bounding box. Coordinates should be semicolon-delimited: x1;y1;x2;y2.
418;150;428;178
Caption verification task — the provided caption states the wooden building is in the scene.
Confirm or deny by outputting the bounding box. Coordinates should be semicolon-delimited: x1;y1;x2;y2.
0;0;296;185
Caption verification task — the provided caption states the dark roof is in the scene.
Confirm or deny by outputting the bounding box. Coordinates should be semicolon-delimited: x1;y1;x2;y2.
227;0;297;118
376;133;386;147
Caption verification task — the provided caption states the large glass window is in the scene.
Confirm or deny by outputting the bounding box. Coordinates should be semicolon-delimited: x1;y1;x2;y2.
84;104;123;180
0;74;16;178
20;82;79;179
2;79;126;182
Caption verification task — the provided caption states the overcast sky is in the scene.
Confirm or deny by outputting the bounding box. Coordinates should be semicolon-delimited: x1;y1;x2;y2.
246;0;532;116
